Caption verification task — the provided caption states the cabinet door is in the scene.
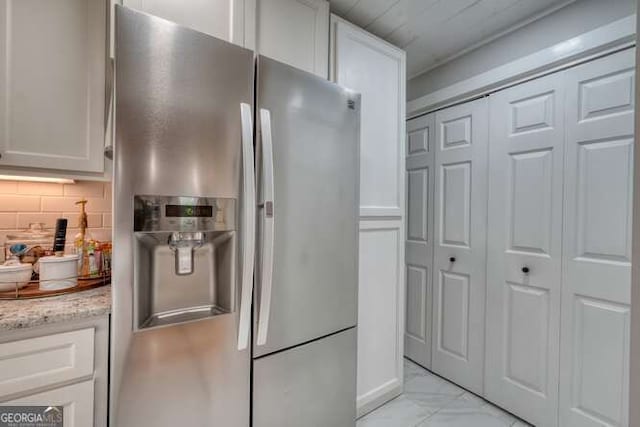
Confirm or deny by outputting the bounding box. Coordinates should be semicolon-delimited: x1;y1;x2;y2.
560;48;634;427
405;113;434;369
357;219;404;416
0;0;106;173
431;98;488;395
4;380;94;426
332;17;405;217
123;0;246;45
485;72;565;427
254;0;329;78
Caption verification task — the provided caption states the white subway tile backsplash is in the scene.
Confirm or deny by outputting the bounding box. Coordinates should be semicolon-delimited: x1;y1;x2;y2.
0;213;17;230
17;182;64;196
102;213;112;228
16;213;62;228
0;195;41;212
85;197;111;212
41;196;82;212
64;212;102;228
0;181;18;194
0;181;112;261
63;181;105;197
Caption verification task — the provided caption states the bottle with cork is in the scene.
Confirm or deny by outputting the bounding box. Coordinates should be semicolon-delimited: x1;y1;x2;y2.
74;198;95;276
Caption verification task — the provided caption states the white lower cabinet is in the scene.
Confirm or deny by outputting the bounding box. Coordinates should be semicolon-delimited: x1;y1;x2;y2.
0;317;109;427
431;98;488;395
357;220;405;416
5;380;94;427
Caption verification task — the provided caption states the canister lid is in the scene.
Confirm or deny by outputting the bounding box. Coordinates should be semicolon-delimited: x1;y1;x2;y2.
38;254;79;263
6;223;54;240
0;263;33;272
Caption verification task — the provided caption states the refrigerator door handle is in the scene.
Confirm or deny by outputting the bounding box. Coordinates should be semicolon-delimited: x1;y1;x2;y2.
257;108;275;346
238;102;256;351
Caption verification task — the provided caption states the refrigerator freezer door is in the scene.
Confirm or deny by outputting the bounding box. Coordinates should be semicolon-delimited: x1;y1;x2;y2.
116;317;250;427
254;56;360;357
112;6;253;427
253;327;357;427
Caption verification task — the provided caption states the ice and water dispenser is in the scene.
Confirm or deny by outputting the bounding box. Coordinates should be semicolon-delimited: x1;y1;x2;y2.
133;195;236;330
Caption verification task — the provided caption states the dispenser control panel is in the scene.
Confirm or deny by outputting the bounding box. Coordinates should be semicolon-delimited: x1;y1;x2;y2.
165;205;213;218
134;195;236;232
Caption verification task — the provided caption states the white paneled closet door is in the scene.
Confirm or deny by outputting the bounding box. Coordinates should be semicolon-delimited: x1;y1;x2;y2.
405;114;435;369
432;98;488;395
485;72;565;427
559;48;634;427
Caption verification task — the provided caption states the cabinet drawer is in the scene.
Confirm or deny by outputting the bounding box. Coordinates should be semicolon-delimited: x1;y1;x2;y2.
0;328;94;398
3;380;94;425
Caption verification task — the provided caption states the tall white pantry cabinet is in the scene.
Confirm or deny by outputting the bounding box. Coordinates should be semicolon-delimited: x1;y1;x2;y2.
331;16;407;417
405;47;634;426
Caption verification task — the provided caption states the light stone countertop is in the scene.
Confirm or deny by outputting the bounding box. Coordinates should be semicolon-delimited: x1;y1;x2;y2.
0;285;111;331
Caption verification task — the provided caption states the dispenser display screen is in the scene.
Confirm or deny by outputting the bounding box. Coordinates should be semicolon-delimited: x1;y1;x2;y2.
165;205;213;218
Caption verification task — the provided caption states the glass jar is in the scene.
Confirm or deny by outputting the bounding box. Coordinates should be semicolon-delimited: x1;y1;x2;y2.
4;223;54;265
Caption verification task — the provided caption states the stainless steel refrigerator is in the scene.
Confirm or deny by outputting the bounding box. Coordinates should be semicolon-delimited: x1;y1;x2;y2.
111;6;360;427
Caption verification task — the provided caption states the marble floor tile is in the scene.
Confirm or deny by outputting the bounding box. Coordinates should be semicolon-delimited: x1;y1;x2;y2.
359;358;529;427
356;395;432;427
403;371;466;413
417;393;514;427
512;421;534;427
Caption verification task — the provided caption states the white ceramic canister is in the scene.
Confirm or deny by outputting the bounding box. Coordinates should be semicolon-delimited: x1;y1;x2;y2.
0;263;33;292
38;254;79;290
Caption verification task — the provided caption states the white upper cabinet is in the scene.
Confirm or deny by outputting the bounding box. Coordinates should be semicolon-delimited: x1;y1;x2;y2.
332;16;405;217
0;0;107;174
122;0;329;77
123;0;246;45
252;0;329;78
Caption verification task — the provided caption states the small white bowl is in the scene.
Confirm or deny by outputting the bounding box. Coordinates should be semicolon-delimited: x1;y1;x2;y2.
0;264;33;292
38;254;79;291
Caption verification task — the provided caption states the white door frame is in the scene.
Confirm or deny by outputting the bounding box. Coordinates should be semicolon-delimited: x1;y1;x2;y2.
629;8;640;427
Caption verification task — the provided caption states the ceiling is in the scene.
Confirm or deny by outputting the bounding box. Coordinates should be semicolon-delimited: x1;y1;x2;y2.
329;0;576;78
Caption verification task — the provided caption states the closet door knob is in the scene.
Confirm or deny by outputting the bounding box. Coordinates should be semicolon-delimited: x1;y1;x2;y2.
449;257;456;263
522;266;530;274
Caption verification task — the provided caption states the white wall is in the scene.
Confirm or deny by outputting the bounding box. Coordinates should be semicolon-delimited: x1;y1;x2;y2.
408;0;636;101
